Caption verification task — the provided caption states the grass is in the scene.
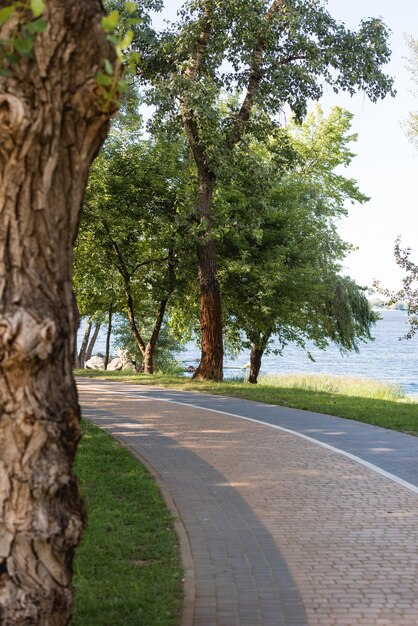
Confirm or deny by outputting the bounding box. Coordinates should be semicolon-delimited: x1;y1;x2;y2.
75;369;418;435
72;419;183;626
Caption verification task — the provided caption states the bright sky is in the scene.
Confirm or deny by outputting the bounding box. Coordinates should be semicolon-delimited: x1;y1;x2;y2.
152;0;418;290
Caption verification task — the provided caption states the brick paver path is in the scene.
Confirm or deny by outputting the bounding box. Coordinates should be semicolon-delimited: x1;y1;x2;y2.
78;380;418;626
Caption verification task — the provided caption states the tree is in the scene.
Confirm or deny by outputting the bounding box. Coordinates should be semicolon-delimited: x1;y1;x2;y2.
74;229;122;368
79;121;194;373
133;0;394;380
113;314;184;373
0;1;121;623
374;239;418;339
372;41;418;340
406;37;418;148
220;107;377;383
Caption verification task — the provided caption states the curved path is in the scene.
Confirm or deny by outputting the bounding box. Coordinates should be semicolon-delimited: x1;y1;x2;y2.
77;379;418;626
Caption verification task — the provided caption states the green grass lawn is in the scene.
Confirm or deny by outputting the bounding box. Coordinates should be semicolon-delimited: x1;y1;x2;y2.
72;419;183;626
75;369;418;435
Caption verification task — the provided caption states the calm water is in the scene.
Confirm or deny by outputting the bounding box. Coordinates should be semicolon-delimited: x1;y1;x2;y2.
79;310;418;396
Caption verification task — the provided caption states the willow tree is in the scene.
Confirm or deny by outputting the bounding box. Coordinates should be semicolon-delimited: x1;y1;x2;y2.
220;107;377;383
133;0;394;380
0;1;120;623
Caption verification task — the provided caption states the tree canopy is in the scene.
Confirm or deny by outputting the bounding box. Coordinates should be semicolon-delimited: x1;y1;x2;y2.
77;116;195;372
121;0;394;380
218;106;376;382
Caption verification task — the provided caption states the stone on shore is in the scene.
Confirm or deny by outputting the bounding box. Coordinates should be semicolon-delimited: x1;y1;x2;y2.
85;356;105;370
107;358;123;371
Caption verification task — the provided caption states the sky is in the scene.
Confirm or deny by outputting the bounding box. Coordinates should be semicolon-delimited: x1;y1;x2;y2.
152;0;418;290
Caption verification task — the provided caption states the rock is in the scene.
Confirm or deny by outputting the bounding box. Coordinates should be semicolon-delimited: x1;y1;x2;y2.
115;348;131;367
107;358;123;371
85;356;105;370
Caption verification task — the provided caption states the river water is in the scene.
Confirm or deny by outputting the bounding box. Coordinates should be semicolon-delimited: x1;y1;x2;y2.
79;310;418;396
177;310;418;396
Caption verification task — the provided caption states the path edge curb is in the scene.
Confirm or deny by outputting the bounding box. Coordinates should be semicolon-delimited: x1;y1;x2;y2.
94;425;196;626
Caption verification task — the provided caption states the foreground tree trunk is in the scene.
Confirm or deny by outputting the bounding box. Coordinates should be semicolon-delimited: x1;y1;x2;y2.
0;3;117;624
192;174;224;381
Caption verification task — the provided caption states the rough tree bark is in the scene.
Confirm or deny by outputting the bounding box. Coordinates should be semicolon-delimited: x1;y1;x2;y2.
0;2;117;624
248;344;264;384
192;173;223;380
247;331;271;384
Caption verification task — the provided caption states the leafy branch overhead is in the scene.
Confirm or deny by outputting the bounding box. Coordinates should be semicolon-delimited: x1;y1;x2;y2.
0;0;47;75
96;3;139;109
374;240;418;339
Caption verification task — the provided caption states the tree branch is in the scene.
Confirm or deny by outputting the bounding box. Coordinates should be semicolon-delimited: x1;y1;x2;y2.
227;0;283;151
184;1;213;81
148;297;169;350
133;256;170;273
181;1;214;173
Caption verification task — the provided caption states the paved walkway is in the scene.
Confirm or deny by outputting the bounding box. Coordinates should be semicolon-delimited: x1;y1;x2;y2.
78;379;418;626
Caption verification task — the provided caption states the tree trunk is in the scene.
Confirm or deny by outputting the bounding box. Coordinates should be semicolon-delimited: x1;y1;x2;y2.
142;298;169;375
0;3;117;624
85;322;101;362
124;280;147;357
248;344;264;384
77;317;93;369
104;305;113;370
143;345;154;374
193;173;224;381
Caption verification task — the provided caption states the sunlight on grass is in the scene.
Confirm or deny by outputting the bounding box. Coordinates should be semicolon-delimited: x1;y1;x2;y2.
258;373;406;401
72;420;182;626
75;369;418;434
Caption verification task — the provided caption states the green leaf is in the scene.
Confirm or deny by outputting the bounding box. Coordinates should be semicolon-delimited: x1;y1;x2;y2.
30;0;45;18
0;6;16;26
117;79;128;93
127;18;143;26
101;11;119;33
125;2;137;14
104;58;113;75
0;67;12;77
119;30;133;51
5;53;20;65
106;35;119;45
25;18;47;34
14;36;34;55
96;72;113;87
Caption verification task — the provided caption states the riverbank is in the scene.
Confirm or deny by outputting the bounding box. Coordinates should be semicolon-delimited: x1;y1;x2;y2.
75;371;418;435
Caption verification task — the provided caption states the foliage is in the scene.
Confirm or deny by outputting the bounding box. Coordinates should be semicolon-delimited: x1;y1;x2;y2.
74;232;124;319
0;0;47;76
219;107;376;360
374;239;418;339
73;419;182;626
76;111;196;367
135;0;394;148
120;0;395;379
406;37;418;148
113;315;184;374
